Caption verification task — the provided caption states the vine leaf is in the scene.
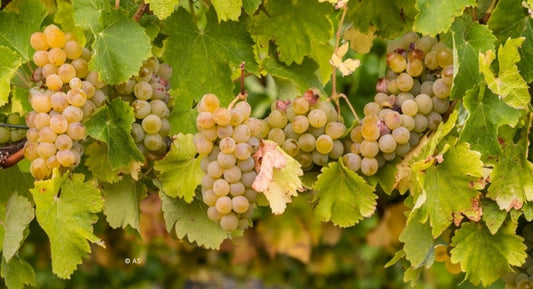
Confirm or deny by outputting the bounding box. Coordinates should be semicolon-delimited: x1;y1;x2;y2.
487;124;533;211
0;163;34;203
162;8;258;134
313;159;377;227
347;0;417;39
413;0;476;36
2;194;34;262
414;142;483;237
252;0;334;81
30;172;104;279
102;176;147;232
0;0;47;61
450;222;527;287
144;0;179;20
1;255;36;289
399;211;433;268
154;133;203;203
73;0;151;84
252;141;303;215
479;37;529;109
450;17;496;100
211;0;242;22
160;192;227;249
84;141;142;184
459;85;521;161
54;0;86;46
85;98;144;169
481;199;507;235
0;46;21;107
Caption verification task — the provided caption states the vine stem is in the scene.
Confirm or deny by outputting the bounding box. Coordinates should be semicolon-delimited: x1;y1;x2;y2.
330;6;348;99
228;62;247;109
0;139;26;169
0;123;29;129
133;1;148;22
189;0;198;26
339;93;359;122
16;70;32;88
481;0;498;24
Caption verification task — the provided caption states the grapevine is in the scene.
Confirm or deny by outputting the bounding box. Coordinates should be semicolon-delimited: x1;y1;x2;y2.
0;0;531;288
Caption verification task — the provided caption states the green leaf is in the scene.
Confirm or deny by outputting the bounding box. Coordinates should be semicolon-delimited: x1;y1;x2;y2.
0;164;34;203
487;124;533;211
167;92;197;134
154;133;202;203
0;47;21;107
85;98;144;169
0;0;47;61
1;255;36;289
314;160;377;227
487;0;528;42
347;0;417;39
459;85;521;160
479;37;530;109
84;141;142;183
72;0;108;32
413;0;476;36
243;0;261;14
211;0;242;22
450;222;526;286
261;46;323;95
90;9;152;84
103;176;146;232
481;198;507;235
450;17;496;100
518;18;533;83
144;0;179;20
30;172;104;279
54;0;86;46
415;142;483;237
252;0;334;80
160;192;227;249
162;8;258;113
399;213;433;267
2;194;34;262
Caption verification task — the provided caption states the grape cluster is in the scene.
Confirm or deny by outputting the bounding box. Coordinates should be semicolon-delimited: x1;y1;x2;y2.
265;91;347;170
502;224;533;289
0;114;27;145
24;25;104;179
115;57;173;157
194;93;262;233
344;33;453;176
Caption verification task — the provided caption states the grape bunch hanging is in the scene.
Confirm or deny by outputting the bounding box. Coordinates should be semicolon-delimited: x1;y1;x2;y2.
192;32;455;233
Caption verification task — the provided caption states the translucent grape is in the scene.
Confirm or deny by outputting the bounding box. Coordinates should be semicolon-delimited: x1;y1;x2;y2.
213;179;230;196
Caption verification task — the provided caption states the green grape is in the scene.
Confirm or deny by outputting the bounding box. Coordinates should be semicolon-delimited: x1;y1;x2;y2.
215;196;233;214
292;97;309;114
142;114;162;134
217;152;237;169
384;111;402;130
219;137;236;154
230;182;245;196
282;139;300;157
426;111;443;130
315;134;334;154
267;110;288;128
232;196;250;214
400;114;415;131
267;128;285;146
24;142;39;161
131;123;145;143
213;107;231;126
292;115;309;134
46;155;61;170
364;102;380;116
234;101;252;120
233;124;251;143
71;58;89;78
207;161;224;178
144;133;164;151
392;127;410;144
150;99;170;118
387;52;407;73
311;150;329;166
413;114;428;133
415;36;437;54
401;99;418;116
30;157;51;179
234;143;252;160
396;92;414;106
374;93;389;105
133;100;152;119
432;96;450;114
343;153;361;172
360;140;379;158
328;140;344;159
296;152;313;169
406;59;423;77
0;127;10;143
415;93;433;114
241;171;257;188
308;109;328;128
396;73;414;92
237;157;255;172
219;213;239;232
202;190;218;207
298;133;316;152
325;122;346;139
420;81;434;96
216;125;234;139
62;106;83;123
39;126;57;143
134;81;153;100
207;206;221;221
213;179;230;197
432;78;450;99
361;157;379;176
223;166;242;183
378;134;397;153
229;108;244;126
425;50;438;70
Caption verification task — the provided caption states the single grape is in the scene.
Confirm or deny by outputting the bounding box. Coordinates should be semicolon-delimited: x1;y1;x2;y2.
213;107;231;126
396;73;414;92
315;134;334;154
202;190;218;207
325;122;346;139
378;134;397;153
219;137;236;154
343;153;361;172
62;106;83;123
292;115;309;134
292;97;309;114
30;32;49;51
207;206;222;221
434;244;449;262
298;133;316;152
230;182;245;196
216;125;234;139
198;93;220;113
216;196;233;214
311;150;329;166
142;114;162;134
392;127;410;144
237;157;255;172
413;114;428;133
401;99;418;116
30;157;51;179
232;196;250;214
233;124;251;143
415;93;433;115
133;100;151;119
193;133;213;155
66;122;86;140
241;171;257;188
46;74;63;91
360;140;379;158
267;110;288;128
282;139;300;157
217;152;237;169
308;109;328;128
267;128;285;146
134;81;153;100
33;50;49;67
219;213;239;232
31;93;52;113
213;179;230;197
234;143;252;160
361;157;379;176
223;166;242;183
387;52;407;73
384;111;402;130
55;134;73;150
